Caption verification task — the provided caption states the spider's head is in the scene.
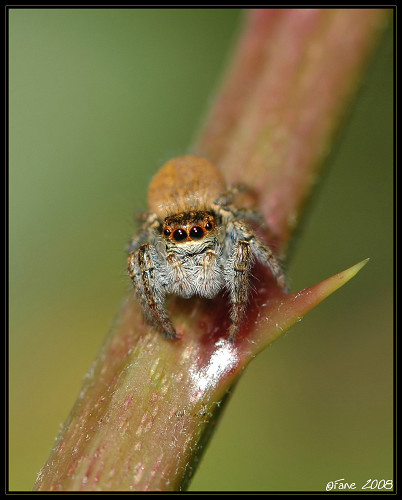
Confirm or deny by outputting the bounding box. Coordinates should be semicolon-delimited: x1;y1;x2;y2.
162;210;217;245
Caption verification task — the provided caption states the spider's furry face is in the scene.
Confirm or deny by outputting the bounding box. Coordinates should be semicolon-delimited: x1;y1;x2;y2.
157;208;227;300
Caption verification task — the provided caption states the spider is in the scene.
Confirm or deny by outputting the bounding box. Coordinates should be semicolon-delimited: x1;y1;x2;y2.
127;155;287;340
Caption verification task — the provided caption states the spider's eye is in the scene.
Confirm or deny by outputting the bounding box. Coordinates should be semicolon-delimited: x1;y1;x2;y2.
204;222;213;231
173;228;187;241
189;226;204;240
163;228;171;237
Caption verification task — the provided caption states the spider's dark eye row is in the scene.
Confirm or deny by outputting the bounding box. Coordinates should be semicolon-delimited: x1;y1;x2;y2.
189;226;203;239
173;228;187;241
165;221;213;242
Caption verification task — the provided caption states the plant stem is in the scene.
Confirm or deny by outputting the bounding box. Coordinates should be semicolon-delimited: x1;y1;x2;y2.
33;8;389;492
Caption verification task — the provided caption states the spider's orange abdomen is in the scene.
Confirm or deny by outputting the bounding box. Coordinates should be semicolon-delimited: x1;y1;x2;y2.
147;155;225;217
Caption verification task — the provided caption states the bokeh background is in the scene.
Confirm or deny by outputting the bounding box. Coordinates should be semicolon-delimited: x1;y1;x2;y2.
9;8;393;492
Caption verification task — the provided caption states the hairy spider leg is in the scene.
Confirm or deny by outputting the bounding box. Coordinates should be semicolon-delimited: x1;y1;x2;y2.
226;240;252;340
232;220;287;291
127;244;177;339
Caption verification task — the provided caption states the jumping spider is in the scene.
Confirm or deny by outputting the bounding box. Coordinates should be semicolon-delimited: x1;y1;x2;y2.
127;155;287;340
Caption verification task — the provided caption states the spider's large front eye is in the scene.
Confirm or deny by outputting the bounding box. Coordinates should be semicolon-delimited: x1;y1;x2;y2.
173;228;187;241
189;226;204;240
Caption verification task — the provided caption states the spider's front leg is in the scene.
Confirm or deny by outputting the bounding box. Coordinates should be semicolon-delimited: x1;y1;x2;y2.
127;243;177;339
226;240;253;341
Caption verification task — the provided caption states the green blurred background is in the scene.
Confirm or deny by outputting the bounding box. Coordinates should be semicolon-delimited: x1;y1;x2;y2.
9;8;393;492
